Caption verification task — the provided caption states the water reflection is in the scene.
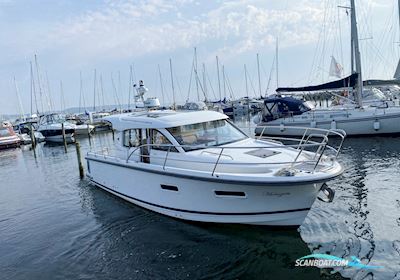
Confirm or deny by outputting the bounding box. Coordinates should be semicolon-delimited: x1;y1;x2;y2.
301;137;400;279
77;180;321;279
2;128;400;279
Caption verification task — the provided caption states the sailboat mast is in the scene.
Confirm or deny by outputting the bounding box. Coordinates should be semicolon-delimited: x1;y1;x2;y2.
216;56;221;101
398;0;400;36
93;69;97;111
34;55;44;113
244;64;249;98
45;72;54;112
100;75;105;111
222;65;226;99
194;47;199;101
350;32;354;73
128;65;133;110
276;38;279;89
60;80;65;112
30;68;33;116
394;0;400;79
79;72;83;113
350;0;363;107
202;63;207;102
30;61;38;116
257;53;262;97
158;64;165;106
14;77;25;121
169;58;176;110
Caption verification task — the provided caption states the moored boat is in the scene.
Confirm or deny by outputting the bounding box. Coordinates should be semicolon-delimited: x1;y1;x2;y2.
86;110;345;227
37;113;75;143
254;96;400;136
0;122;20;150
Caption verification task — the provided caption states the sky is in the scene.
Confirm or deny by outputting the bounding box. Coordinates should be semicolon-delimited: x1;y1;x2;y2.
0;0;399;115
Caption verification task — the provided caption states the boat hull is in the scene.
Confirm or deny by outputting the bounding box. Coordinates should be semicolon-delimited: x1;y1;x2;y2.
86;157;325;226
0;141;20;150
74;125;95;135
256;109;400;136
38;129;75;143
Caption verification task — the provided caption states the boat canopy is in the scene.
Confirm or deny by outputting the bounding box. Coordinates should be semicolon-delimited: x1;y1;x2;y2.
276;73;358;93
262;96;312;122
105;110;229;131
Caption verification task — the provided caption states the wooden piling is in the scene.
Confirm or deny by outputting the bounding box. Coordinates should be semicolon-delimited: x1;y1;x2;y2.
62;123;67;152
87;124;91;137
75;141;84;179
112;129;115;141
30;124;36;149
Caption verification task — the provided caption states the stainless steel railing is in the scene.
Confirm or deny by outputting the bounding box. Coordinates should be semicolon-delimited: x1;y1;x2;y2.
88;126;345;176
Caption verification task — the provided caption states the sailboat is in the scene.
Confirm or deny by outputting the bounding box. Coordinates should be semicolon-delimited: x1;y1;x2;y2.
255;0;400;136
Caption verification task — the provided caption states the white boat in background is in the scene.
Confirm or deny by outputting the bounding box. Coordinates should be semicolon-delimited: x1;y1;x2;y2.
181;101;208;111
37;113;75;143
254;95;400;136
0;122;20;150
13;120;45;144
34;131;45;143
74;124;95;135
17;133;32;145
86;110;345;226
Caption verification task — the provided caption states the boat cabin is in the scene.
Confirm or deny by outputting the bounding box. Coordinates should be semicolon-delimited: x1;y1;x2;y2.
106;110;248;163
262;96;312;122
39;113;66;125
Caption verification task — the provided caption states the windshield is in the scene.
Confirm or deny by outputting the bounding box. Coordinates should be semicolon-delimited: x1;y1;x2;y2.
362;88;386;101
40;114;66;125
167;119;248;151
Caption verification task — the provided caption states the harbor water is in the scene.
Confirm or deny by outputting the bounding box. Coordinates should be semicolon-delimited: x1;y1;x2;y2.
1;127;400;279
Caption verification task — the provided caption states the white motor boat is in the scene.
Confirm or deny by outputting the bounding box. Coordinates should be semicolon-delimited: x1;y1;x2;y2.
0;123;20;150
37;113;75;143
12;120;45;143
33;131;45;143
17;133;32;145
73;124;95;135
181;101;208;111
86;110;345;226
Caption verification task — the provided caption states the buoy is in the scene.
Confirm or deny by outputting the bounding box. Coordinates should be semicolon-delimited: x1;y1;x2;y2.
331;120;337;130
373;119;380;130
280;123;285;132
310;120;317;128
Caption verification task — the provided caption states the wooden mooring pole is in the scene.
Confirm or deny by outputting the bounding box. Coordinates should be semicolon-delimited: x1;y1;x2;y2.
62;123;67;152
30;124;36;149
75;141;84;179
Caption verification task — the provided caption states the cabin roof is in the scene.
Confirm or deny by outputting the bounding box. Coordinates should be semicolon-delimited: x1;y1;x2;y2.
105;110;229;131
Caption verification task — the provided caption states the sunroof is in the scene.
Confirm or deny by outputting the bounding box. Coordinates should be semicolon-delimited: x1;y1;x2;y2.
130;111;177;118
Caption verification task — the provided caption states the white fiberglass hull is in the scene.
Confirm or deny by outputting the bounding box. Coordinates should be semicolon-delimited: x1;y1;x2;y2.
256;106;400;136
86;156;329;226
37;123;75;143
74;124;94;135
44;134;74;143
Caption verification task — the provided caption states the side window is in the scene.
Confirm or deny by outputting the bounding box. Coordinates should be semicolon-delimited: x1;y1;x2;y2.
151;130;177;152
123;129;139;147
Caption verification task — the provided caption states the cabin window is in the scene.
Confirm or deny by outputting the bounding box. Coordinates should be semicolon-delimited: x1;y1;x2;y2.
151;130;177;152
123;129;140;147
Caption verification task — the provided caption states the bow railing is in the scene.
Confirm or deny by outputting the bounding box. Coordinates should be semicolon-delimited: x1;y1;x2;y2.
88;126;346;177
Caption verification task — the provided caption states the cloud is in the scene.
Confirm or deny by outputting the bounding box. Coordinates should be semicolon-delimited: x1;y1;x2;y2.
44;0;325;62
